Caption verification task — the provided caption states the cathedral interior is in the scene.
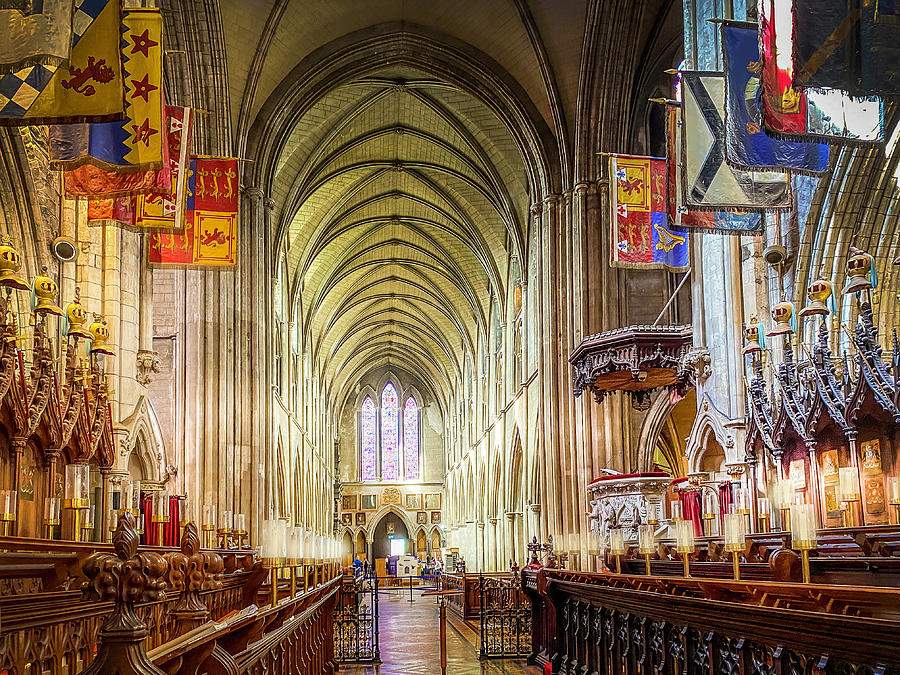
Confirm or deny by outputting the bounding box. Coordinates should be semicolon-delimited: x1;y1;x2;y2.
1;0;899;673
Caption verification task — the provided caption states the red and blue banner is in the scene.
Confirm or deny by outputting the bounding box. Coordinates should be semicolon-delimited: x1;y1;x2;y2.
610;154;688;271
722;21;829;174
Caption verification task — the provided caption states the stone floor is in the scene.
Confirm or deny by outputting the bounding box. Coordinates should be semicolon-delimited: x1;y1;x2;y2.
339;588;542;675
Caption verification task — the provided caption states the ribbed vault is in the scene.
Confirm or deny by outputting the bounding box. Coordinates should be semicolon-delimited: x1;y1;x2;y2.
249;31;556;427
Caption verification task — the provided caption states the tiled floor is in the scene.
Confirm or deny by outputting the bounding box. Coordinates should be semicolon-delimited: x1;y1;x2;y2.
339;588;542;674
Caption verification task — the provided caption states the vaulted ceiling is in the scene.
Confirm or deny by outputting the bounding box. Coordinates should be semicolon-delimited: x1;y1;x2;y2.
214;0;680;418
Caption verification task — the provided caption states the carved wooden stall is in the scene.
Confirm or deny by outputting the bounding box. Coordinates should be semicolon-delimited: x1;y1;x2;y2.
0;266;118;541
523;568;900;674
0;515;342;675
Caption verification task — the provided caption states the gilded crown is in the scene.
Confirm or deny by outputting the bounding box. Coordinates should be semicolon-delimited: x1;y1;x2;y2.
65;288;93;340
799;277;833;318
768;300;795;336
32;267;63;317
88;315;115;356
743;316;764;354
843;246;874;294
0;236;29;291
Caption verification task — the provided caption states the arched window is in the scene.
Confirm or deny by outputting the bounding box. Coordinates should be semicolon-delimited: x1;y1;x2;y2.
360;397;377;482
404;397;419;480
381;383;399;480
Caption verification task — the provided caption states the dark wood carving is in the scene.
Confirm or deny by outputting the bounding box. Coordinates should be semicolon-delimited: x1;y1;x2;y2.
80;512;169;675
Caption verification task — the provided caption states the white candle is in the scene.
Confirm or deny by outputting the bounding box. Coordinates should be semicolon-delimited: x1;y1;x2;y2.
637;523;655;555
670;500;683;520
790;503;817;549
202;503;216;529
608;528;626;556
724;512;746;552
220;510;233;531
839;467;860;502
889;477;900;505
675;519;694;553
234;513;246;533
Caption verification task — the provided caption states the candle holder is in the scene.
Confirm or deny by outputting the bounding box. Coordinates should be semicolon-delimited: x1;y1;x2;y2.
0;489;17;536
81;503;95;541
675;519;694;578
233;513;248;548
608;527;625;574
669;500;683;522
637;523;655;575
724;512;746;581
790;503;817;583
218;510;233;549
701;491;717;537
201;503;216;548
260;519;287;606
888;477;900;525
44;496;61;539
179;500;192;532
839;467;861;527
64;464;91;542
757;497;770;533
152;491;170;546
287;526;303;596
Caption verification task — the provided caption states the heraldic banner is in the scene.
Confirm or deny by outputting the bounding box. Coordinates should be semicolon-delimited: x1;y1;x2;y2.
0;0;123;124
681;71;790;213
0;0;72;74
761;0;883;143
722;21;829;174
666;104;762;236
85;106;192;220
149;157;238;267
49;7;164;171
610;154;688;271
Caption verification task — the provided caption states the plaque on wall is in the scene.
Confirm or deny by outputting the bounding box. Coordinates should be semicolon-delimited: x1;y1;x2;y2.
342;494;358;512
425;493;441;510
824;484;840;519
431;511;441;524
355;512;366;526
382;487;402;506
386;521;395;535
341;513;353;525
416;511;427;524
360;494;377;510
405;493;421;510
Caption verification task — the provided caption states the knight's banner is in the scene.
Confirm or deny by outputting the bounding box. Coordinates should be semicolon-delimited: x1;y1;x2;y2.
609;154;688;271
722;21;829;174
681;71;790;213
0;0;123;124
761;0;884;142
859;0;900;95
0;0;72;74
48;8;163;170
666;104;763;236
81;107;190;218
148;157;239;267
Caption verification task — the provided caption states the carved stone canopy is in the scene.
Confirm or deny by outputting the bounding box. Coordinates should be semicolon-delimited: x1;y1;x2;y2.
570;324;694;404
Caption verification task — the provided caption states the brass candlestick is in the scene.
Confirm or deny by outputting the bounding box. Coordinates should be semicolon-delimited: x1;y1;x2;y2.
262;559;279;607
682;552;690;578
758;513;770;533
217;528;232;548
644;554;651;575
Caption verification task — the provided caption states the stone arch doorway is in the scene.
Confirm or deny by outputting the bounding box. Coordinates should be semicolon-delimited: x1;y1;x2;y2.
371;510;411;573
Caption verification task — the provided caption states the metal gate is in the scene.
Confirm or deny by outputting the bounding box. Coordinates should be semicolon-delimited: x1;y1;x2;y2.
333;575;380;663
478;573;532;658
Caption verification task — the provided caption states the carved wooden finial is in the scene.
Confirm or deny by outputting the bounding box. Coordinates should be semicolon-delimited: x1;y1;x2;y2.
80;512;168;675
163;521;225;638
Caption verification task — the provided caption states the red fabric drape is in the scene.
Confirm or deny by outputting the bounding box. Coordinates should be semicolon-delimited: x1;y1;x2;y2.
163;495;180;546
679;490;703;537
140;495;152;546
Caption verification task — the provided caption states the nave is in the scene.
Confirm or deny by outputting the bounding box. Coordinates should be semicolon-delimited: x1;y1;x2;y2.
1;0;900;673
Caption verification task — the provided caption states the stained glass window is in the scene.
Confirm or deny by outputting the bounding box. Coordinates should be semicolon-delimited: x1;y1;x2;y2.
381;383;399;480
360;396;376;482
404;397;419;480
